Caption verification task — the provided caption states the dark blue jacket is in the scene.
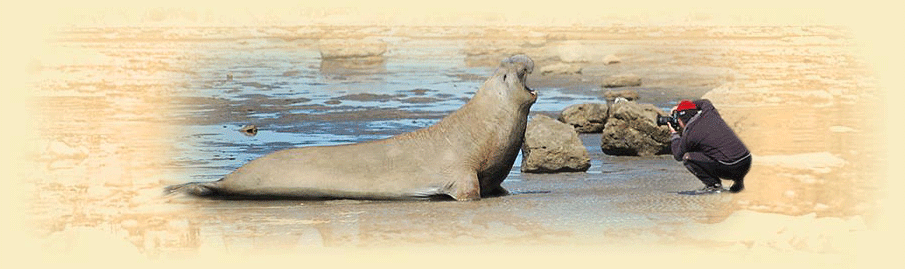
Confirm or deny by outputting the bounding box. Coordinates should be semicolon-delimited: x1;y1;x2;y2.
670;99;750;163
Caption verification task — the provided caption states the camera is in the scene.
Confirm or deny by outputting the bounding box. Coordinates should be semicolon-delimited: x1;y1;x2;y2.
656;114;679;129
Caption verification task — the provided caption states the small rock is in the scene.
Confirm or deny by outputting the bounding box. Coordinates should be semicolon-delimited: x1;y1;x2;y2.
602;74;642;88
521;115;591;173
603;54;621;65
240;125;258;136
539;63;582;75
553;41;592;63
226;73;233;80
559;103;608;133
603;89;640;102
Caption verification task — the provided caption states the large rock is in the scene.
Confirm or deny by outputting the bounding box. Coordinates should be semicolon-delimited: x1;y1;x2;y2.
602;74;642;88
522;115;591;173
600;101;672;156
559;103;608;133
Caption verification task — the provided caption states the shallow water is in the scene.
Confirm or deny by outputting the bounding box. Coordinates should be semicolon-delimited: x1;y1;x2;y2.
166;41;620;184
26;25;883;256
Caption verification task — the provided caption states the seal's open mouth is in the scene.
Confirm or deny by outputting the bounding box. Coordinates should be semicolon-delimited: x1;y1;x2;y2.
520;75;535;97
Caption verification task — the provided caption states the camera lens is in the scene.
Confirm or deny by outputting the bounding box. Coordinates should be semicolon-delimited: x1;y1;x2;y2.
656;115;669;126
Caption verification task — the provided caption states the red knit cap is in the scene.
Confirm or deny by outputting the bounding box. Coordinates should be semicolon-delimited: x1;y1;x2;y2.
676;100;697;111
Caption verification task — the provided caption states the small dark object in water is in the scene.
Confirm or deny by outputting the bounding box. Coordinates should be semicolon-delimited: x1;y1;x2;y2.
240;125;258;136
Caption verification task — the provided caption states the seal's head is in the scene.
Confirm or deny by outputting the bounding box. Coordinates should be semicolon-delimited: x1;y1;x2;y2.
484;54;536;107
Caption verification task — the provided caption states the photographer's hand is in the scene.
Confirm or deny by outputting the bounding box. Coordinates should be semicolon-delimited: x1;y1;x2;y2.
668;105;680;134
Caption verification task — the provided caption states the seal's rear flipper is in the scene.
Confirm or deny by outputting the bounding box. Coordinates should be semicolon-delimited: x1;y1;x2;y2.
164;181;219;197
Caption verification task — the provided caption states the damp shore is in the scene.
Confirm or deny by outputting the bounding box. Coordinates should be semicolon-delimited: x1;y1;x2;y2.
24;24;886;259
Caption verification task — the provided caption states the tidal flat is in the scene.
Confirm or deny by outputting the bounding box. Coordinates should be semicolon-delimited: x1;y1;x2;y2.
23;24;885;261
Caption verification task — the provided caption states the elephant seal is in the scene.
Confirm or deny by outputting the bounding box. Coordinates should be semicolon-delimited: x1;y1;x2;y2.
167;55;536;201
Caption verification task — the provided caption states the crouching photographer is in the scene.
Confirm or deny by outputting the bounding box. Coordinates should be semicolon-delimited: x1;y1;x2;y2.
661;99;751;193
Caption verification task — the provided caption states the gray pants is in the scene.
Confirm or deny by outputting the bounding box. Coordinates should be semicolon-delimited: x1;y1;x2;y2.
682;152;751;187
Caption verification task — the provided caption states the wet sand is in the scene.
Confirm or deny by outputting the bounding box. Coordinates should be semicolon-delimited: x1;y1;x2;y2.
16;21;890;264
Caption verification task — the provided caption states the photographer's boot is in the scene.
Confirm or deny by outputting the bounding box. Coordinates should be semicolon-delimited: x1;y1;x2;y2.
729;178;744;193
699;184;723;193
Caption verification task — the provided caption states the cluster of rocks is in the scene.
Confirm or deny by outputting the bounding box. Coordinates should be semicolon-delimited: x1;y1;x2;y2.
521;89;672;173
558;98;671;156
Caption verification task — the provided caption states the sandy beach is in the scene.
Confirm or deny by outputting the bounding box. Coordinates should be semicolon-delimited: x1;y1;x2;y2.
3;3;901;267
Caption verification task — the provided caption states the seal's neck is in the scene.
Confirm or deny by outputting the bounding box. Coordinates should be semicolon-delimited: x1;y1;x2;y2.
444;87;531;166
469;88;531;119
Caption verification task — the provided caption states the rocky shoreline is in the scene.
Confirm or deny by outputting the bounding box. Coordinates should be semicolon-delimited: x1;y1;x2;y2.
523;90;674;173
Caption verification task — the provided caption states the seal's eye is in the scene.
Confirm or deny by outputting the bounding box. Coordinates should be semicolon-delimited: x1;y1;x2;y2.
503;74;507;81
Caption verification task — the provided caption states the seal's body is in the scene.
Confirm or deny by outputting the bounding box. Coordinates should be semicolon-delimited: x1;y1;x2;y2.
167;55;536;201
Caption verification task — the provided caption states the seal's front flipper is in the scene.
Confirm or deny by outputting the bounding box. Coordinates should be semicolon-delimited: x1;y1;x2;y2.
484;186;509;198
446;173;480;201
